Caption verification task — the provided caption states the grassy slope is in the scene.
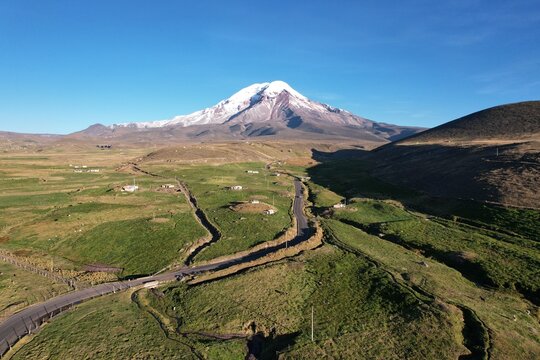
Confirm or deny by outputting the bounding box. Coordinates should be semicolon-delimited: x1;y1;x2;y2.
308;159;540;239
323;219;540;359
149;162;295;261
304;159;540;358
148;247;463;359
10;292;205;360
0;262;70;320
306;182;343;208
56;211;206;275
331;200;540;304
18;245;459;359
396;100;540;143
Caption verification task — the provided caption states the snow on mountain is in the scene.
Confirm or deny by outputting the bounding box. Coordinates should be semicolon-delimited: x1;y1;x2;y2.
75;80;425;142
111;80;340;129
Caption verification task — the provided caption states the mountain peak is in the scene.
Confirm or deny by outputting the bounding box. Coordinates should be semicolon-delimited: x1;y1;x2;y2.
106;81;422;143
227;80;307;105
261;80;307;100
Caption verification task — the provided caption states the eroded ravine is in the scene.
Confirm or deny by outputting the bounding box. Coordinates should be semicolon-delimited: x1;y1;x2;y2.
176;181;222;265
116;163;222;266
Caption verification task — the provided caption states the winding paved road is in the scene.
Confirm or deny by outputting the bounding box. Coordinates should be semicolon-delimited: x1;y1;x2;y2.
0;179;309;357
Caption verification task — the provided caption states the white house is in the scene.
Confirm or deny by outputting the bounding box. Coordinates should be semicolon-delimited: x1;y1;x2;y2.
230;185;243;191
161;184;175;189
250;199;260;204
246;170;259;174
333;203;346;209
264;209;276;215
122;185;139;192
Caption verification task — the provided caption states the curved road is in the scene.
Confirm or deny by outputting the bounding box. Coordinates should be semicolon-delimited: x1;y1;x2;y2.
0;179;309;356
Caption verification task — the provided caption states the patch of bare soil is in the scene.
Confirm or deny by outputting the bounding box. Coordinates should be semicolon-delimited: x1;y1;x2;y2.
229;202;276;213
0;236;10;243
154;187;178;194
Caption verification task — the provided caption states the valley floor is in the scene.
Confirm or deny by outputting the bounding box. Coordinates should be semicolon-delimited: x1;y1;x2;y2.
0;144;538;359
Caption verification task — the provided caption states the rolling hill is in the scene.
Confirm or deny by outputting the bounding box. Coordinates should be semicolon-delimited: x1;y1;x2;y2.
370;101;540;208
396;101;540;144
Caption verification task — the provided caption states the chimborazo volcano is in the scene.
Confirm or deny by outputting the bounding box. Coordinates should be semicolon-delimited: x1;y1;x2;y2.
75;81;424;143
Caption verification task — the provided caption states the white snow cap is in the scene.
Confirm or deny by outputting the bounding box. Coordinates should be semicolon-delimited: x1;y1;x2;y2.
261;80;307;100
111;80;308;129
227;80;307;103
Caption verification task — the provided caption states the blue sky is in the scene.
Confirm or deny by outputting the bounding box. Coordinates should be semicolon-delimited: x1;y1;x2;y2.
0;0;539;134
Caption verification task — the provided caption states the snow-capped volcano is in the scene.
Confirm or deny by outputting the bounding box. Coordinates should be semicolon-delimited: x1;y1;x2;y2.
79;81;423;142
111;80;357;129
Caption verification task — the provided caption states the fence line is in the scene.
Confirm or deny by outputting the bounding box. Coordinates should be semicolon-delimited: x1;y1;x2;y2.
0;250;80;290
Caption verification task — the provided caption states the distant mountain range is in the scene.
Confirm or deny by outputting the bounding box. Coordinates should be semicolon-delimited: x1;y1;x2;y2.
72;81;423;143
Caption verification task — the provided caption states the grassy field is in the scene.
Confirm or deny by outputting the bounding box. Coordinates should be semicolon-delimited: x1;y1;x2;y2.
145;246;464;359
305;158;540;359
326;193;540;306
0;149;206;277
308;158;540;239
323;219;540;359
15;245;466;359
2;145;539;359
0;150;298;273
146;162;295;261
306;182;343;208
10;291;216;360
0;262;70;320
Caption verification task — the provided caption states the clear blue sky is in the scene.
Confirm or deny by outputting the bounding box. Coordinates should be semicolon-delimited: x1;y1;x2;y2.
1;0;539;134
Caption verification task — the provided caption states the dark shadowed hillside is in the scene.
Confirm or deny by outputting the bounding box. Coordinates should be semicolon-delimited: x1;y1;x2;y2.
370;102;540;209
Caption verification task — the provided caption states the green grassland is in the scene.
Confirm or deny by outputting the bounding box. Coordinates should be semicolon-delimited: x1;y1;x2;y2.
146;162;295;261
306;158;540;358
322;219;540;359
10;291;212;360
316;174;540;305
147;247;464;359
0;262;70;320
16;246;465;359
0;151;206;277
306;182;343;208
2;147;539;359
414;197;540;240
0;152;298;277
